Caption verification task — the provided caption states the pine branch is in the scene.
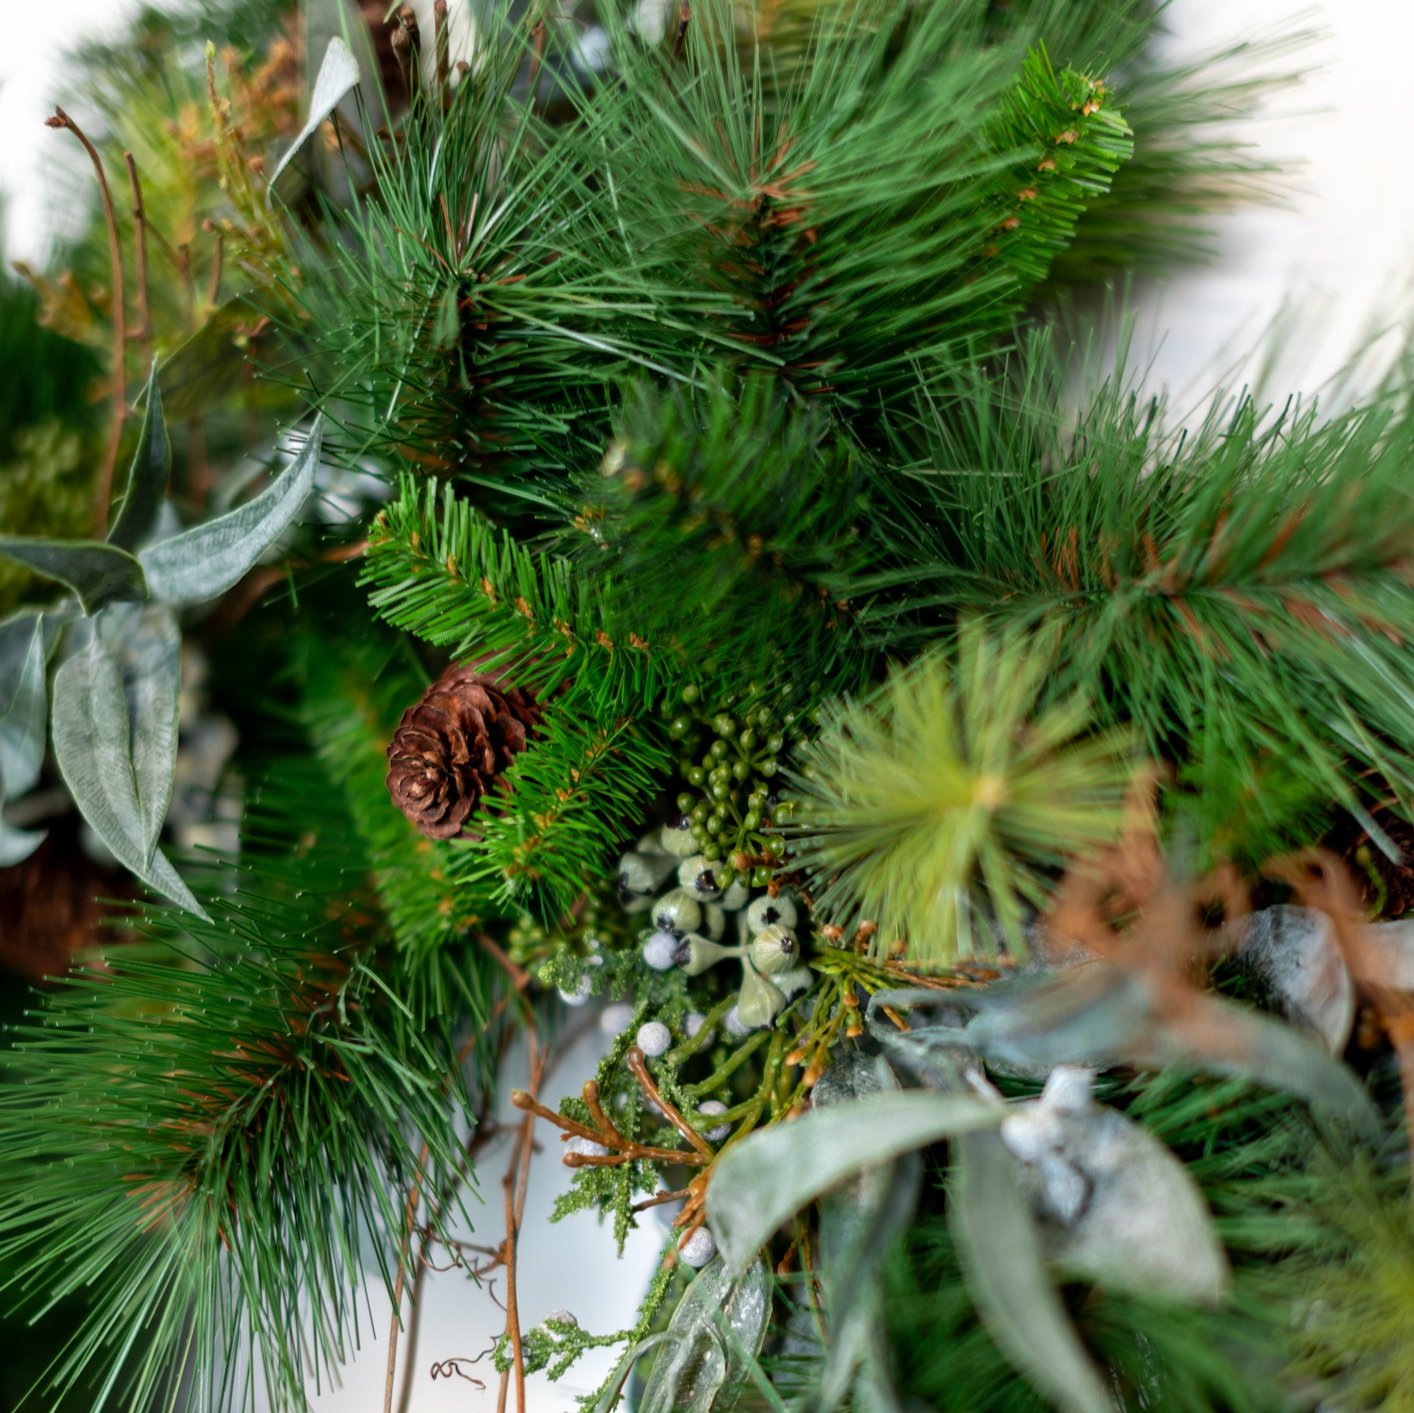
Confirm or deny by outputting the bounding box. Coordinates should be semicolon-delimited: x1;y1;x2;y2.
575;374;873;699
861;336;1414;858
0;870;485;1413
362;475;675;713
786;619;1138;961
581;8;1131;409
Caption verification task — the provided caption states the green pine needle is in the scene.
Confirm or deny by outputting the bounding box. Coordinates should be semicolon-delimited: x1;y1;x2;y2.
786;620;1138;961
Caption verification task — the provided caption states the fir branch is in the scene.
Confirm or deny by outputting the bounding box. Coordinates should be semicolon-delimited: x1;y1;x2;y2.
362;475;674;713
298;624;481;963
450;701;675;920
0;877;484;1413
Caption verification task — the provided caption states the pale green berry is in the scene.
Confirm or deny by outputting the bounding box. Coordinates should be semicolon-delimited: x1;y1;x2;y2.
748;923;799;975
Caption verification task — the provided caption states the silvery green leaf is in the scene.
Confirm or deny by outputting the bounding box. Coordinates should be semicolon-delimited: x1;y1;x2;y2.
999;1068;1229;1305
108;361;170;551
51;636;207;918
710;1091;1002;1275
0;615;48;799
0;802;45;866
140;419;322;607
811;1053;914;1413
1236;906;1354;1054
0;536;148;615
97;603;181;861
638;1258;770;1413
268;38;361;197
591;1332;678;1413
951;1131;1113;1413
958;963;1378;1134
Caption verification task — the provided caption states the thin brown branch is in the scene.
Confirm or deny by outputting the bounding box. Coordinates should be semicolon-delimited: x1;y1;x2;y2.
384;1146;429;1413
123;153;152;363
433;0;450;108
498;1033;546;1413
48;107;125;535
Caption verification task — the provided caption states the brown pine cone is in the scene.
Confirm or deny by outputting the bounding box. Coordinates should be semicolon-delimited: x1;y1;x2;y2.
385;665;542;840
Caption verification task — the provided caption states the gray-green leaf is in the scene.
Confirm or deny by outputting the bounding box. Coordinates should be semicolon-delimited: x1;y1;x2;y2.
0;807;46;867
139;419;322;607
710;1091;1002;1275
51;635;207;918
268;38;361;197
951;1131;1113;1413
0;536;148;615
108;361;171;551
638;1258;771;1413
0;615;48;799
97;603;181;861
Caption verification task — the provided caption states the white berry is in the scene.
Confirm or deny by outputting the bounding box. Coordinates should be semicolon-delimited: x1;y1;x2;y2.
558;975;593;1007
679;1226;717;1268
641;931;682;971
723;1004;750;1037
636;1021;672;1057
599;1002;634;1035
544;1309;578;1329
685;1011;711;1042
563;1135;608;1162
697;1099;730;1141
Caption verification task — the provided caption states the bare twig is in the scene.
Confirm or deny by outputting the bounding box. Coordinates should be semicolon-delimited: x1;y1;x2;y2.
48;107;125;535
123;154;152;363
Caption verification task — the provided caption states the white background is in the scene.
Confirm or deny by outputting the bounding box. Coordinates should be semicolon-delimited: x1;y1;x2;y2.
3;1;1413;1409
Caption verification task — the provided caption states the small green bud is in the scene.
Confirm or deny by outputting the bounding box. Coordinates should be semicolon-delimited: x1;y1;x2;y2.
710;739;730;761
683;934;738;976
748;923;799;975
676;792;694;813
687;766;706;787
681;684;701;704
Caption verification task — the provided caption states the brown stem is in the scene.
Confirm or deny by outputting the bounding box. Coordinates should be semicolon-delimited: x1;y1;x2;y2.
123;154;152;363
625;1046;715;1161
383;1148;428;1413
433;0;450;108
498;1034;545;1413
48;107;125;536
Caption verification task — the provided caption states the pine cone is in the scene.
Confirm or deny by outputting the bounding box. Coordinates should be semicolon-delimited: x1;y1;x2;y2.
386;665;542;840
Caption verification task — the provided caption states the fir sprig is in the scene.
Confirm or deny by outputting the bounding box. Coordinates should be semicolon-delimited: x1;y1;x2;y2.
363;475;675;713
576;375;874;698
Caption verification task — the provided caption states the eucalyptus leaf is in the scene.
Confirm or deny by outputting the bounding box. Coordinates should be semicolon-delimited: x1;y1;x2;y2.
97;603;181;861
51;636;207;918
139;419;322;607
268;38;361;197
998;1068;1229;1305
108;361;170;551
958;964;1379;1134
0;615;48;799
0;536;148;615
710;1091;1002;1275
0;807;46;867
951;1130;1113;1413
638;1258;770;1413
810;1053;915;1413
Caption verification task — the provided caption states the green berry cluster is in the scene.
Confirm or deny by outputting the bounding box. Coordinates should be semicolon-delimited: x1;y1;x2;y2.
663;680;813;885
